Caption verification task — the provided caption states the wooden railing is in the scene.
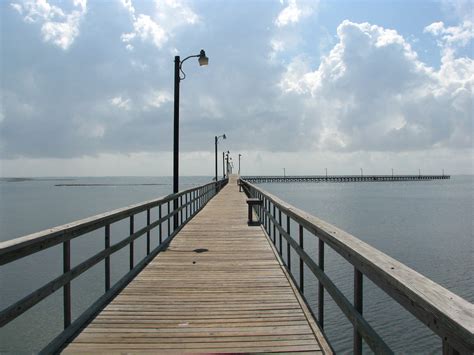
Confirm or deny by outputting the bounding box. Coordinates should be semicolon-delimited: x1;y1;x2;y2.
240;179;473;355
0;178;228;353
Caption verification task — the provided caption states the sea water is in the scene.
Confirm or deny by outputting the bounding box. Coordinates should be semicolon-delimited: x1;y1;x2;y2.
0;176;472;353
259;176;473;353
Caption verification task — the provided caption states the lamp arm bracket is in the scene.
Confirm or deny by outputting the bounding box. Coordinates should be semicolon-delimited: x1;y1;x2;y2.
179;54;200;81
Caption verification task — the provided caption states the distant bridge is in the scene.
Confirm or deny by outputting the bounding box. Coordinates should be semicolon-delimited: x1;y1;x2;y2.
242;175;450;183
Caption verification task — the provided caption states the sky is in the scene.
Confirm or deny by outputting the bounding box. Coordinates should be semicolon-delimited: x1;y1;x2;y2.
0;0;472;177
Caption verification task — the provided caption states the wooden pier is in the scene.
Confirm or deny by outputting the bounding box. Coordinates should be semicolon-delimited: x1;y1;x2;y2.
1;175;472;354
243;175;450;183
62;175;330;353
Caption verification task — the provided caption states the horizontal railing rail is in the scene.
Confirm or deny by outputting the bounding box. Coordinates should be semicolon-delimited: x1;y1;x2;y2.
240;179;473;355
0;178;228;353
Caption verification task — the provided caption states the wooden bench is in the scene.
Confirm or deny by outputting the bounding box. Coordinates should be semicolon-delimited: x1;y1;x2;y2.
246;198;263;226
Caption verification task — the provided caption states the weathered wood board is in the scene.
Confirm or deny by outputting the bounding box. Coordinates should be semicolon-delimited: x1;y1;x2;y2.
63;176;331;354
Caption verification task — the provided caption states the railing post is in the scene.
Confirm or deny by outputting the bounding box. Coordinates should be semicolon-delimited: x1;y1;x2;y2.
263;198;267;230
286;215;291;271
180;195;183;226
184;193;188;221
264;198;268;231
105;224;110;291
199;188;202;209
186;192;191;221
63;240;71;329
299;224;304;293
158;204;162;244
354;268;363;355
146;209;150;255
173;196;178;231
443;341;460;355
167;202;171;237
129;215;134;270
318;239;324;328
267;201;272;236
272;204;276;243
278;210;282;255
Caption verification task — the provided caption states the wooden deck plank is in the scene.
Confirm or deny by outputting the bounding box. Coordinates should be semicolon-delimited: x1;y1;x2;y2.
63;176;331;354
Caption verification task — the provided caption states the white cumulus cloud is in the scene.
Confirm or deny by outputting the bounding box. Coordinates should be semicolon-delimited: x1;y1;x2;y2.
424;20;474;60
275;0;318;27
279;20;473;152
120;0;199;50
11;0;87;50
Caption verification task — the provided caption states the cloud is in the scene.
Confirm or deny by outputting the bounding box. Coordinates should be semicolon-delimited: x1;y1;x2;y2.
440;0;473;21
122;14;168;49
275;0;318;27
144;90;172;109
11;0;87;50
2;0;472;176
424;20;474;60
120;0;199;50
270;0;319;63
109;96;131;110
279;20;473;152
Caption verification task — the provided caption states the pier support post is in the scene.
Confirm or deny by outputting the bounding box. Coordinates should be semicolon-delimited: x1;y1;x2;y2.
354;268;363;355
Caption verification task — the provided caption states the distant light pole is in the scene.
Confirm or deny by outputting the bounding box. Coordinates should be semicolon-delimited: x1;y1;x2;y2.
360;168;363;177
419;168;421;177
173;49;209;228
325;168;328;178
226;152;230;176
391;168;394;177
283;168;286;177
238;154;242;175
222;152;225;178
442;169;445;177
215;134;226;181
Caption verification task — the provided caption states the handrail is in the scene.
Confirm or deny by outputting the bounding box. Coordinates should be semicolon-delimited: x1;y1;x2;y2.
0;177;228;353
0;180;223;265
240;179;473;354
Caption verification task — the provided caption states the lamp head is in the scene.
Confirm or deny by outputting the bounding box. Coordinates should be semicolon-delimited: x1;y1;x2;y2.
198;49;209;66
223;134;226;139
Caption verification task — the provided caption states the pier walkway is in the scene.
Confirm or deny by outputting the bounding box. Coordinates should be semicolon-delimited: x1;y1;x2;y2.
63;176;331;353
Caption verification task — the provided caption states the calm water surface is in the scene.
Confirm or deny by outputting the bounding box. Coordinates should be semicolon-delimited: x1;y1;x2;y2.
0;176;472;353
0;176;211;353
259;176;473;354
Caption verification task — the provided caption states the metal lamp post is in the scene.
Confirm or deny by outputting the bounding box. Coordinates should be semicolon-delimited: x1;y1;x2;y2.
215;134;226;182
173;49;209;229
238;154;241;175
222;152;225;178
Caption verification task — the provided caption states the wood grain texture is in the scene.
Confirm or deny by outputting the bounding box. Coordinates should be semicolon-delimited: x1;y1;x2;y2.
241;179;474;354
63;175;331;354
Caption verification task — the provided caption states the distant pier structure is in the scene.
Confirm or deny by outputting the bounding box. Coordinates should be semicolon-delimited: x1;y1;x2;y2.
243;174;450;183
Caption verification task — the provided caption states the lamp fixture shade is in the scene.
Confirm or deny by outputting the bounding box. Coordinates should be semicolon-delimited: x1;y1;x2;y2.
198;49;209;66
223;134;226;139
